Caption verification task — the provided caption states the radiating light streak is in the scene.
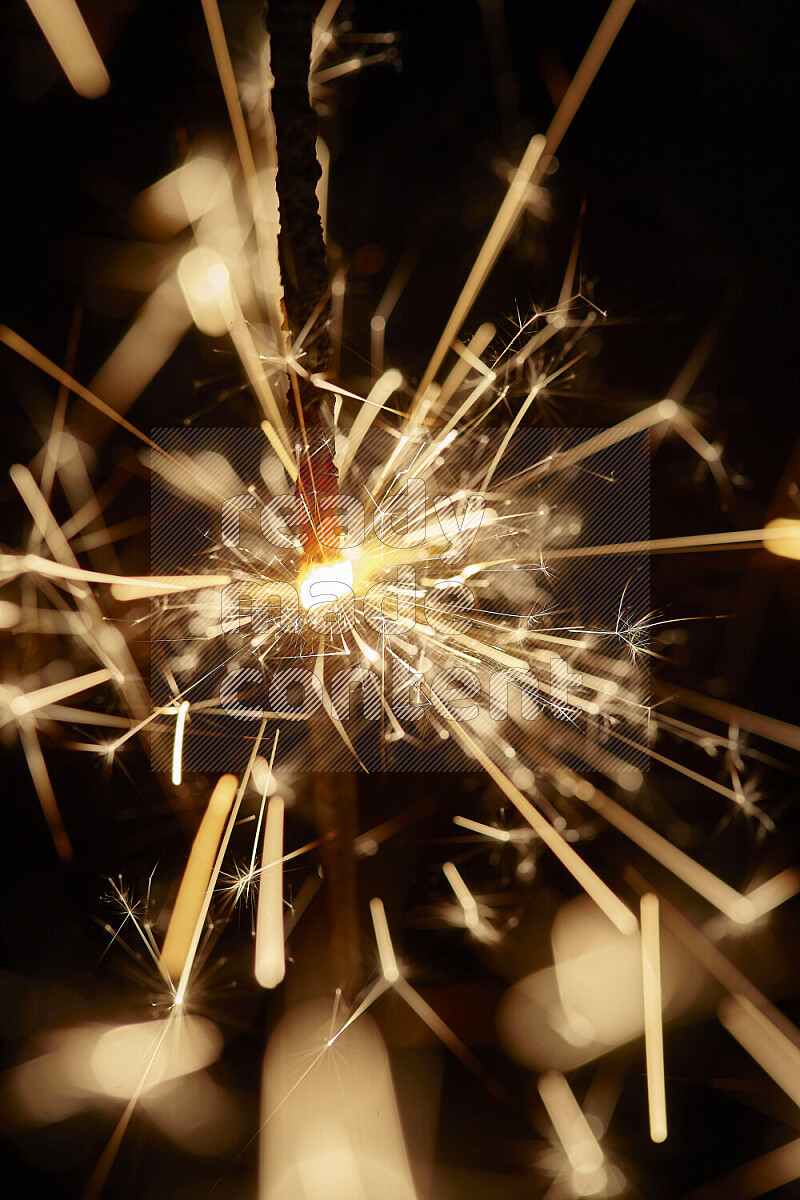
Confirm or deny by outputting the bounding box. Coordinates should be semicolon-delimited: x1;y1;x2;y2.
260;420;298;480
625;868;800;1054
453;815;512;842
25;0;109;98
199;0;265;251
443;861;480;931
763;517;800;560
174;724;265;1003
414;0;638;404
684;1137;800;1200
427;690;638;935
572;779;755;923
0;327;180;457
249;730;280;885
427;322;496;418
89;276;191;420
161;774;239;982
18;720;72;862
338;369;404;480
652;682;800;753
640;894;667;1142
217;285;289;444
370;245;422;376
81;1016;175;1200
544;525;796;560
369;896;399;982
745;868;800;919
6;668;112;721
110;573;231;601
170;701;190;786
393;974;504;1098
412;132;545;408
538;1069;605;1174
719;992;800;1109
255;796;286;989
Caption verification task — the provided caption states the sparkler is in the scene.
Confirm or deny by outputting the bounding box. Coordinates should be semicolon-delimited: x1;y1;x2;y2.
2;0;798;1197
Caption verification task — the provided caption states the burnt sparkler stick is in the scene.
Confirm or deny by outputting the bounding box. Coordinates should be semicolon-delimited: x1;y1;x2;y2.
266;0;360;991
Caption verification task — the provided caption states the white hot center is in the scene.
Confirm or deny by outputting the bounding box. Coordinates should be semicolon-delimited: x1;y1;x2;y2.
299;560;355;611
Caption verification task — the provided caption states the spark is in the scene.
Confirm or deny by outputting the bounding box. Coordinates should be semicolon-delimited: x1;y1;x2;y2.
254;795;286;988
640;894;667;1143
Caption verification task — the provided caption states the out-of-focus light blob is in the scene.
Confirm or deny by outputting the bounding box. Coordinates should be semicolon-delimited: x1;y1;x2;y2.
763;518;800;561
89;275;192;418
25;0;109;98
89;1015;222;1098
538;1070;605;1180
161;774;238;982
255;795;286;988
260;1001;417;1199
178;247;232;337
7;1015;222;1123
134;156;231;237
498;895;693;1071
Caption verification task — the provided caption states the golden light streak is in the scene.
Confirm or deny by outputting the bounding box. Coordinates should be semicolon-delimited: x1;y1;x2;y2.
544;525;796;560
338;369;404;481
174;726;264;1003
625;868;800;1054
414;0;638;403
255;796;286;989
18;721;72;862
412;133;545;408
453;814;512;842
261;420;298;481
370;896;399;982
7;668;112;720
110;573;231;601
538;1069;605;1175
652;682;800;753
763;517;800;560
427;690;638;935
170;701;190;786
199;0;263;241
719;993;800;1108
745;868;800;919
640;894;667;1143
0;327;195;461
89;276;191;419
161;775;239;983
25;0;109;99
572;780;755;923
442;861;480;931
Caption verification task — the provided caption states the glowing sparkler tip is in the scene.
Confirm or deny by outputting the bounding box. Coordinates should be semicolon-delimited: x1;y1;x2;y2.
298;559;355;610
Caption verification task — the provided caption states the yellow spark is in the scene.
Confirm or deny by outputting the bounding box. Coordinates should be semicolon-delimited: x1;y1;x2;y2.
640;894;667;1143
255;795;286;989
170;701;190;786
